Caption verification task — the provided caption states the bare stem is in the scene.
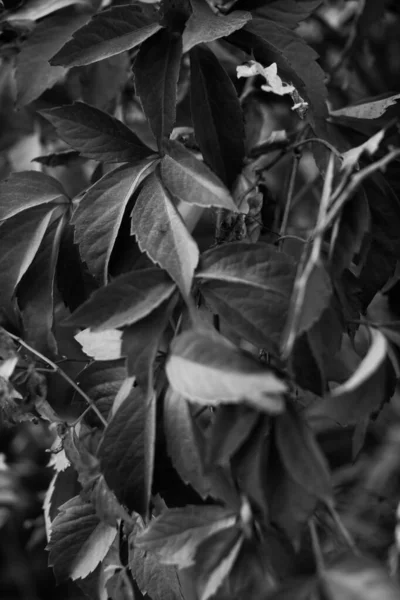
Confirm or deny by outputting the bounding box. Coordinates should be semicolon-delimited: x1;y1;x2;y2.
309;519;325;573
279;150;301;247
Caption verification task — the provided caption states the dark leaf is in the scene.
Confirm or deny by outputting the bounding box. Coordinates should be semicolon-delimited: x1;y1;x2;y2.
133;28;182;149
50;4;162;68
98;385;156;515
64;267;176;331
207;404;259;467
72;160;156;282
76;359;127;421
40;102;154;163
182;0;251;52
32;150;81;167
48;494;116;583
131;171;199;297
166;328;286;412
106;567;135;600
242;0;323;27
190;44;245;187
160;140;238;210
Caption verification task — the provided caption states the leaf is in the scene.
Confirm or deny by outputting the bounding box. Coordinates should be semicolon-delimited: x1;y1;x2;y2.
7;0;90;21
341;130;385;172
239;0;323;27
330;93;400;121
131;171;199;297
72;160;155;282
122;294;177;389
275;405;332;501
15;12;90;107
133;28;182;149
107;568;135;600
75;328;123;360
40;102;154;163
0;206;55;307
160;140;238;210
64;267;176;331
48;495;116;583
190;44;245;188
76;360;127;420
98;385;156;515
182;0;251;53
17;210;66;355
50;4;162;68
166;328;286;412
196;242;296;350
322;555;400;600
207;405;259;467
0;171;68;221
136;505;236;568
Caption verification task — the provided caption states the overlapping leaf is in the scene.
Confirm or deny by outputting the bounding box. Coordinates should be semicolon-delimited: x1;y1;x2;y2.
40;102;154;163
235;0;323;27
72;160;155;282
50;4;162;68
196;242;296;350
166;328;286;412
98;385;155;515
65;267;176;331
48;495;116;582
76;360;127;420
160;140;237;210
131;171;199;297
133;28;182;149
190;45;245;188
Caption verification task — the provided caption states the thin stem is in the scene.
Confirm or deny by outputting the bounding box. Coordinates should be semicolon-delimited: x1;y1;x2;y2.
327;503;359;554
290;137;342;158
309;519;325;573
7;333;108;427
279;150;301;247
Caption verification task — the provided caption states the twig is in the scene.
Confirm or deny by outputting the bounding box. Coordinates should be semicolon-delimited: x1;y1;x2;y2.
279;149;302;247
327;503;359;554
7;333;108;427
309;519;325;573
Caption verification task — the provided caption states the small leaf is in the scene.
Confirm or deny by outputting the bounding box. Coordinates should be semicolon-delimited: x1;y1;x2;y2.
72;160;155;282
161;140;238;210
0;171;68;221
166;328;286;412
182;0;251;53
341;130;385;172
40;102;154;163
136;505;236;568
190;44;245;187
48;495;116;583
75;329;122;360
50;4;162;68
133;28;182;149
330;93;400;121
65;267;176;331
131;171;199;297
98;385;155;515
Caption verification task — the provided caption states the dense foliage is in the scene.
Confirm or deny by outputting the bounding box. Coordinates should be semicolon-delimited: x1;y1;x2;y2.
2;0;400;598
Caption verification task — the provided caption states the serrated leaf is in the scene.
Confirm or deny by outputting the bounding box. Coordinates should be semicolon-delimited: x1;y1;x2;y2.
131;171;199;297
75;328;123;360
196;242;295;350
190;44;244;188
40;102;154;163
182;0;251;53
0;206;55;307
275;405;332;501
133;28;182;149
15;12;90;107
64;267;176;331
72;160;155;282
17;210;66;355
0;171;68;221
161;140;237;210
76;360;127;420
136;505;236;568
98;385;155;515
48;495;116;583
330;93;400;121
166;328;286;412
50;4;162;68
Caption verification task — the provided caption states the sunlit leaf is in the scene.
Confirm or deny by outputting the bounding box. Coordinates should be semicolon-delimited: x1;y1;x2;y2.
330;93;400;121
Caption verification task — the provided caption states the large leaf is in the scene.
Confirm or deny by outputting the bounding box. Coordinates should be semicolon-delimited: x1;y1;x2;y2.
72;160;155;282
182;0;251;53
65;267;176;331
40;102;154;163
48;495;116;583
0;206;55;307
160;140;237;210
0;171;68;221
15;12;90;107
196;242;295;350
133;28;182;149
136;505;236;568
50;4;162;68
131;171;199;297
166;328;286;412
98;386;155;514
190;45;245;188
